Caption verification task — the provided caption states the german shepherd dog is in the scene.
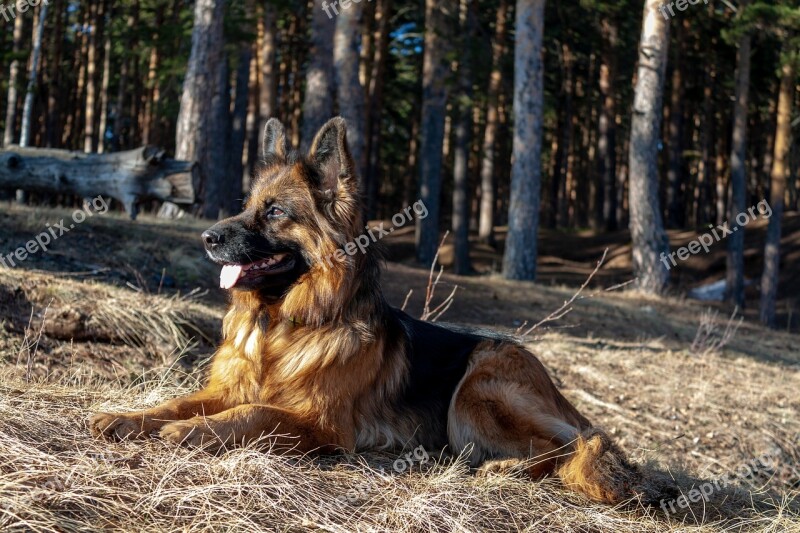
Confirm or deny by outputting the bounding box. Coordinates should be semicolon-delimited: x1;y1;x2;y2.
90;118;641;504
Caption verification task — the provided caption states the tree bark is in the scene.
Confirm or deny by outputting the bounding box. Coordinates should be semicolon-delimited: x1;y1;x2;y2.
228;31;253;216
726;8;751;308
364;0;392;219
300;1;335;151
256;3;278;162
204;56;231;220
697;40;717;225
555;42;574;228
98;9;112;154
45;1;65;149
478;0;509;246
628;0;671;294
665;19;686;228
142;4;165;147
83;0;99;153
452;0;474;275
73;4;91;148
0;145;198;218
598;17;618;231
334;0;366;181
244;44;259;182
759;49;794;328
112;2;137;152
3;13;25;147
415;0;452;264
174;0;226;218
20;3;47;148
404;56;423;208
502;0;545;281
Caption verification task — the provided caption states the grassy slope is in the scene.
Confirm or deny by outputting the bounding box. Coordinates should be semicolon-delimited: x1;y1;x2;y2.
0;205;798;532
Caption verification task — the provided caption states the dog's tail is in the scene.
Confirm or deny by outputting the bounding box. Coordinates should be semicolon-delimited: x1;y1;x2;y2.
555;428;643;504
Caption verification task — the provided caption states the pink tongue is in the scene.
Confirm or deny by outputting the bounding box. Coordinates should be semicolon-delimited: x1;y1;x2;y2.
220;265;244;289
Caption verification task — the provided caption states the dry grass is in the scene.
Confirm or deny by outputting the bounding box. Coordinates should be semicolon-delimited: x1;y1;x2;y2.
0;268;221;381
0;206;798;532
0;350;796;532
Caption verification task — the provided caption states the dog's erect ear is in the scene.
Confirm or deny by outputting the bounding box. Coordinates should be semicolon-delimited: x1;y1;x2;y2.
262;118;288;160
308;117;356;193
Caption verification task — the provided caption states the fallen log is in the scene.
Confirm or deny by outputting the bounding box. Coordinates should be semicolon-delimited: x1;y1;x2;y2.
0;145;199;219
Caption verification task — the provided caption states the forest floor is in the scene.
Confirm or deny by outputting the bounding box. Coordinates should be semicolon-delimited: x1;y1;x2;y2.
0;204;798;532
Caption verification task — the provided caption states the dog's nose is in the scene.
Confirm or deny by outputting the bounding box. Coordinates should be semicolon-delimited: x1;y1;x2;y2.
202;229;223;248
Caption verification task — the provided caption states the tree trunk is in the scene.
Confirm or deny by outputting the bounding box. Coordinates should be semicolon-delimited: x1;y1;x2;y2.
598;17;618;231
130;45;143;148
364;0;392;219
714;123;727;226
555;42;574;228
616;117;629;227
228;38;252;217
697;43;716;225
73;5;91;148
334;0;366;181
256;3;278;164
45;1;65;149
244;44;258;184
628;0;670;294
20;3;47;149
0;145;198;218
665;20;685;228
141;17;163;146
404;56;423;208
300;1;335;151
98;17;112;154
174;0;226;218
204;55;231;220
502;0;545;281
759;50;794;327
113;2;138;152
452;0;474;275
478;0;509;246
726;2;751;308
3;13;25;147
83;1;99;153
415;0;451;264
281;6;308;148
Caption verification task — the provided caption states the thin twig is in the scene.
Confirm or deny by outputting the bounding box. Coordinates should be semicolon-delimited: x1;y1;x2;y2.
421;232;458;322
23;300;52;382
518;249;609;337
401;289;413;312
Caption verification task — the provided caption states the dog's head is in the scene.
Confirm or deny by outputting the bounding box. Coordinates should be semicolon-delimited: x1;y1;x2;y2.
202;117;363;302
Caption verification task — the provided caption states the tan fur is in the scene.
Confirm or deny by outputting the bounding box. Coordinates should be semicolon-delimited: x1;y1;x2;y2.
89;118;642;505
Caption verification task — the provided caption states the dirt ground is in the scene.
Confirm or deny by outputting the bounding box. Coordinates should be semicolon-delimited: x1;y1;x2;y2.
0;204;797;532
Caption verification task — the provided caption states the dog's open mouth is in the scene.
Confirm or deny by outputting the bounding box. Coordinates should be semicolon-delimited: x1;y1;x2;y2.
219;253;296;289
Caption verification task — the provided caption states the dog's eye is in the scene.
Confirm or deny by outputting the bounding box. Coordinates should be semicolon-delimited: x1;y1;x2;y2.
267;206;286;218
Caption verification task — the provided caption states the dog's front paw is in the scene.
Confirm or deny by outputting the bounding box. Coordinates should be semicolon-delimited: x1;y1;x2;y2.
159;419;229;452
88;412;159;441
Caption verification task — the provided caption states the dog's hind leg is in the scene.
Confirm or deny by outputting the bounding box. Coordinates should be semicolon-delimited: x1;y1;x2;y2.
448;341;640;504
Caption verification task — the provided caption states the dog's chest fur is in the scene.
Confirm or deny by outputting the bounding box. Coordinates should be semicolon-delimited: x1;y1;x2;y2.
210;305;488;452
